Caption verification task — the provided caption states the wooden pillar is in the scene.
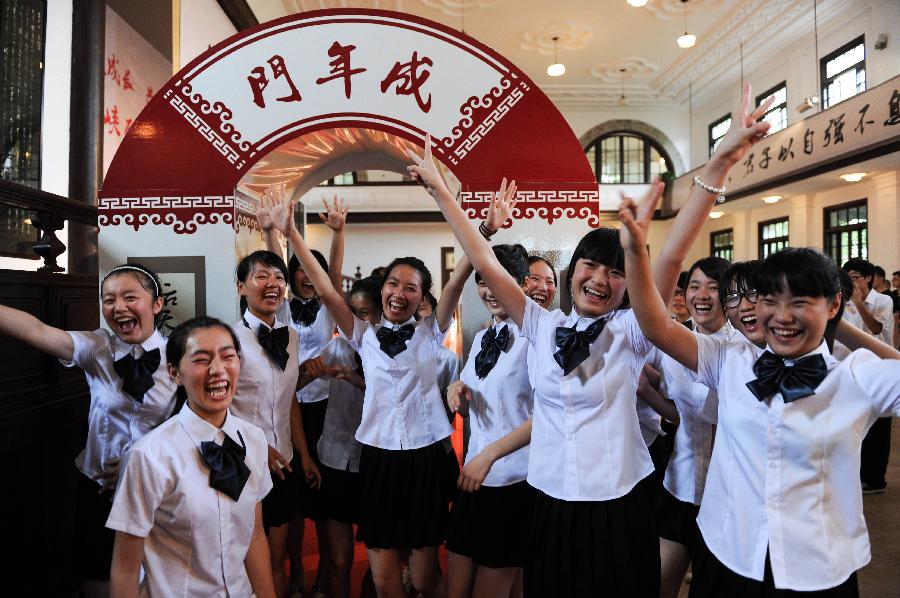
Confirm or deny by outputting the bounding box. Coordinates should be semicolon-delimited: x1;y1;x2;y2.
67;0;105;275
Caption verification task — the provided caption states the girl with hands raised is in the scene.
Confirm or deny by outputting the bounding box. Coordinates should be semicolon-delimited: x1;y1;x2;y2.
443;242;536;598
270;186;471;598
409;136;667;597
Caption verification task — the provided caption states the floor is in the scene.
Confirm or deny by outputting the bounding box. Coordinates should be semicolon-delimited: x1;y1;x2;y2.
296;420;900;598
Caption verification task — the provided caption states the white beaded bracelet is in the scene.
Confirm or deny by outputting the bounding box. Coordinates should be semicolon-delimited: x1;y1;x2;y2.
693;175;726;204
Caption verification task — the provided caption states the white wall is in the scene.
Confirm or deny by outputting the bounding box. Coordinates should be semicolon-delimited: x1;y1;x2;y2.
0;0;73;271
179;0;236;70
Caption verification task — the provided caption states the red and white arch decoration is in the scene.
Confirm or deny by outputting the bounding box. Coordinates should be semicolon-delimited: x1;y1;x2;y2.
99;9;598;321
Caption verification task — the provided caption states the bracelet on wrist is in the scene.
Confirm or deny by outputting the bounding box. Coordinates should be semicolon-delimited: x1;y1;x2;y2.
693;175;726;204
479;221;497;240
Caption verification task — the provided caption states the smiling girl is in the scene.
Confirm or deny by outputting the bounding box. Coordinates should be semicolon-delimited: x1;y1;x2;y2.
621;185;900;597
107;317;276;598
0;264;175;597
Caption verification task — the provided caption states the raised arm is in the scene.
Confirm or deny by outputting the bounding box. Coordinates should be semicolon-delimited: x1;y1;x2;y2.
653;83;774;303
270;201;355;337
319;195;349;292
621;183;700;371
408;137;527;327
835;318;900;360
0;304;74;361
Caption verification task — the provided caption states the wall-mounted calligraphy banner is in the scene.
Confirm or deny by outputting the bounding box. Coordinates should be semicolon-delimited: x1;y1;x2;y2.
669;75;900;213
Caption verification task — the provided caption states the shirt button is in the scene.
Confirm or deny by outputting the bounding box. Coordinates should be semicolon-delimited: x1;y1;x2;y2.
567;434;575;442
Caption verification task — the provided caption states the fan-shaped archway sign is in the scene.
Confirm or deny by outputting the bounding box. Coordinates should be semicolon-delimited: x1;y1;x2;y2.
99;8;598;323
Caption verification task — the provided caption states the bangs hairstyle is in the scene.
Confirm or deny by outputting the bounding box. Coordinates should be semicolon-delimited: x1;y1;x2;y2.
564;227;624;294
476;244;529;285
687;256;731;288
382;257;433;296
528;255;558;286
165;316;242;410
349;276;383;312
102;263;163;302
288;251;328;295
676;270;690;290
718;260;761;307
754;248;840;300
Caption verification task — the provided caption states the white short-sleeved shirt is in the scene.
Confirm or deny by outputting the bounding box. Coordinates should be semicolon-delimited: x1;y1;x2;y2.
107;405;271;597
690;336;900;591
61;329;176;488
317;337;364;472
343;315;455;450
231;311;300;458
521;299;655;501
654;323;731;505
289;301;336;404
460;319;533;487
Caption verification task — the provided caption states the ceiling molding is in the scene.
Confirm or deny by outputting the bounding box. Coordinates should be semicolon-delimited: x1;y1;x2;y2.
217;0;259;31
542;84;675;107
415;0;497;18
643;0;725;21
520;21;593;56
590;57;658;83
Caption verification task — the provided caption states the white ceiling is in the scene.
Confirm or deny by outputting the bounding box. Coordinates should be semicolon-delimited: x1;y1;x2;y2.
244;0;853;108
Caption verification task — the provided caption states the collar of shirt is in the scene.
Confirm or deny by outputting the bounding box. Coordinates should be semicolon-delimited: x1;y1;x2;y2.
242;309;287;333
489;316;520;338
562;308;612;332
177;402;242;446
761;339;837;369
112;328;166;361
380;316;417;330
864;288;880;307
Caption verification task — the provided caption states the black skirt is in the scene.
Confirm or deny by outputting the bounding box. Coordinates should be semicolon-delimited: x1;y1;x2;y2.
262;451;302;530
446;480;535;568
655;488;701;555
357;441;460;549
299;399;328;520
689;535;859;598
75;472;116;580
320;463;362;524
526;484;660;598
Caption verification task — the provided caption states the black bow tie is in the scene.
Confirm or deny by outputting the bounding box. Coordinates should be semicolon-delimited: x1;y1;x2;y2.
376;324;415;358
554;318;606;375
681;319;693;329
255;323;290;371
353;350;364;377
113;347;160;402
290;298;320;327
199;429;250;501
474;325;510;379
746;350;828;403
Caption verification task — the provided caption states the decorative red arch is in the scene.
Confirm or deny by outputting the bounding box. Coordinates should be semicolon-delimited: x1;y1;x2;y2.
97;8;599;323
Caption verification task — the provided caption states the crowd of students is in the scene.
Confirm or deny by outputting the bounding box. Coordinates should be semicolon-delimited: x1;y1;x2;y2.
2;83;899;598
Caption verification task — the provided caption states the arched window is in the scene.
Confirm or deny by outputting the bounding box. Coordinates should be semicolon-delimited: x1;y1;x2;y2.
584;133;673;185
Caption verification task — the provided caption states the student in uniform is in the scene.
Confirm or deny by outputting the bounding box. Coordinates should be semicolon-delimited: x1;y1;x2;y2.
0;263;175;598
267;191;484;598
444;243;535;598
651;256;731;598
315;276;381;598
107;316;277;598
407;83;778;597
620;183;900;597
258;195;347;598
232;250;323;598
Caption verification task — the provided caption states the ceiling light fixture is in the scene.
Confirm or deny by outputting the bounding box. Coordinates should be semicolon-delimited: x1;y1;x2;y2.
618;68;628;107
762;195;782;204
677;0;696;48
709;211;724;219
839;172;867;182
627;0;649;6
547;36;565;77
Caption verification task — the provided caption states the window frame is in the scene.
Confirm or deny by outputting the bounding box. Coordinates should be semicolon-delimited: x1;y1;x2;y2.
820;35;866;109
710;228;734;262
823;199;868;265
708;113;732;157
584;131;674;185
758;217;790;260
755;81;787;135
